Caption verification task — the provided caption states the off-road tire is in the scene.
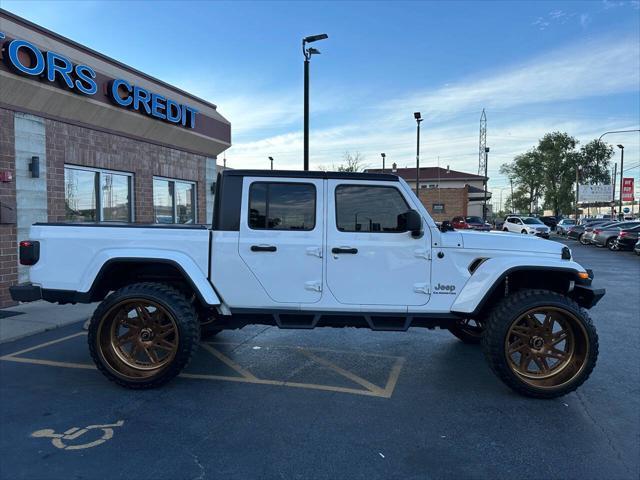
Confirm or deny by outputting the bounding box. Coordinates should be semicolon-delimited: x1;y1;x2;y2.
481;289;598;399
88;282;200;389
448;318;484;344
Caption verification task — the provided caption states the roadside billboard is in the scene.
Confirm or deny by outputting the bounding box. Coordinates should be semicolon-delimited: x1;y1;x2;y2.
622;178;634;202
578;184;613;203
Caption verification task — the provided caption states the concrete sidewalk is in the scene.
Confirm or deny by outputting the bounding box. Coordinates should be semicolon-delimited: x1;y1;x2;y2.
0;301;96;343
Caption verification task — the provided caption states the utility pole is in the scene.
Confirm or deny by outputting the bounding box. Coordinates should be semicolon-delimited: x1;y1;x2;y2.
414;112;423;195
478;109;487;176
617;144;624;220
381;153;386;172
611;163;617;218
510;178;514;213
269;156;274;170
302;34;328;171
483;147;489;221
575;166;581;221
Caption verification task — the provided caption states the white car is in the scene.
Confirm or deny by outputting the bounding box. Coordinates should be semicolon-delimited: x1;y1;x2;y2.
11;170;603;398
503;216;550;238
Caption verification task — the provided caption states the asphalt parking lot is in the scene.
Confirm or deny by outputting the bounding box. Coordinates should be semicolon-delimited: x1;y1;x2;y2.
0;236;638;480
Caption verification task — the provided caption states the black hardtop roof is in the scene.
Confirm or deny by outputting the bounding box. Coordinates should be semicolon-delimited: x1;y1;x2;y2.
221;169;399;182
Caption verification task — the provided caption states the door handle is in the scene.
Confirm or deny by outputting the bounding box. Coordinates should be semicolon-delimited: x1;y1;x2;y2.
331;247;358;254
251;245;277;252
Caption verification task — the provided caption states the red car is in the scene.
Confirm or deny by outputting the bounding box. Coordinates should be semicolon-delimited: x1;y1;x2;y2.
452;216;492;231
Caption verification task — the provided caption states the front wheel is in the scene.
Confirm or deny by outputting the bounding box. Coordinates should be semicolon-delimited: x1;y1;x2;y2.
521;229;528;234
88;282;200;389
482;289;598;399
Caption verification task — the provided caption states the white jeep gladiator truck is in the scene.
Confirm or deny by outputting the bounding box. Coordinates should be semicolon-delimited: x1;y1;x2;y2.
11;170;604;398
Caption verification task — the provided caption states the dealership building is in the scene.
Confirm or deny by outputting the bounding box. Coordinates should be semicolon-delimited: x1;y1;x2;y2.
0;10;231;307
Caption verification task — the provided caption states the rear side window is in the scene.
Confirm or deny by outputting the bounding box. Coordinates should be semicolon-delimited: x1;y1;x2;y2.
248;182;316;231
335;185;410;233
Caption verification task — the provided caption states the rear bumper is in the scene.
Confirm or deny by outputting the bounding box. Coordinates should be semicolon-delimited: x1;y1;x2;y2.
9;283;42;302
10;283;90;304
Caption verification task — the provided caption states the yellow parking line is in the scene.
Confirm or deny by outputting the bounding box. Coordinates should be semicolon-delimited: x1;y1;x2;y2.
296;348;385;395
199;343;258;380
0;332;86;359
1;332;405;398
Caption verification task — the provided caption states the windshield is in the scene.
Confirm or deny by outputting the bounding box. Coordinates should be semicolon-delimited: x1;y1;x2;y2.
562;219;575;225
465;216;483;223
523;217;544;225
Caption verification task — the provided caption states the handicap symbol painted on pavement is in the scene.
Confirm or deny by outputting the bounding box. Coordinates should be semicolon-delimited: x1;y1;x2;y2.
31;420;124;450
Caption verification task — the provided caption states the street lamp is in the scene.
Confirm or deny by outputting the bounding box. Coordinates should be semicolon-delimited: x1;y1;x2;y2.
414;112;423;195
269;156;274;170
381;153;386;172
617;144;624;219
303;33;328;171
575;165;582;222
483;147;490;221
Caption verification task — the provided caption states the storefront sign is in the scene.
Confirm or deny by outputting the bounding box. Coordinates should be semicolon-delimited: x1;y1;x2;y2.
0;33;198;129
622;178;634;202
578;184;613;203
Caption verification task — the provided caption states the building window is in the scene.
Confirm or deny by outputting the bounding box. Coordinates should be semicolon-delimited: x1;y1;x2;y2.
64;166;132;222
153;177;196;224
335;185;410;232
248;182;316;230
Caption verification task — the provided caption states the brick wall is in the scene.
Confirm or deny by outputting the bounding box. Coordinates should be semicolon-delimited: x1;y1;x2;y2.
0;108;17;308
418;187;468;222
46;120;208;223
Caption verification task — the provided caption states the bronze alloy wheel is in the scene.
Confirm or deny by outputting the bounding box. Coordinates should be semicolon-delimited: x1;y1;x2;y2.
504;306;589;389
97;298;179;380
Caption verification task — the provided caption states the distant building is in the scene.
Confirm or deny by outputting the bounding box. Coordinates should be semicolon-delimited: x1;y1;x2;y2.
365;164;492;220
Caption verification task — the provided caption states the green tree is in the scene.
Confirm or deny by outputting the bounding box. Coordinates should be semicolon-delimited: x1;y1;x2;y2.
579;140;613;184
538;132;580;216
499;150;545;214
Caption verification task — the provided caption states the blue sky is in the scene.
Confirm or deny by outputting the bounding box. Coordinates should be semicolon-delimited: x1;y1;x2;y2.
3;0;640;200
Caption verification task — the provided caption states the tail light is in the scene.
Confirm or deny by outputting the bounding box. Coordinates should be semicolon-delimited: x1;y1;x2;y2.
593;229;602;235
19;240;40;266
619;231;628;238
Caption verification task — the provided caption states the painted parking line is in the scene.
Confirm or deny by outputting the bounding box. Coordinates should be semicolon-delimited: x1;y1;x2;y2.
0;333;405;399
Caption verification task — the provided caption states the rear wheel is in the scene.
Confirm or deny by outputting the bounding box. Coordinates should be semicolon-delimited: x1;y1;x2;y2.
521;229;527;234
482;289;598;398
502;227;509;232
606;238;616;250
88;282;199;389
579;233;588;245
448;318;484;344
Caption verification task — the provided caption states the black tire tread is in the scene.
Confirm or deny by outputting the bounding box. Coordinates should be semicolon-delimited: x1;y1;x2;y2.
88;282;200;389
481;289;599;399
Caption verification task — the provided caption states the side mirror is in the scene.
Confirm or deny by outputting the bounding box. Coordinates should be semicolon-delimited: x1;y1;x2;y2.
440;220;455;232
399;209;423;238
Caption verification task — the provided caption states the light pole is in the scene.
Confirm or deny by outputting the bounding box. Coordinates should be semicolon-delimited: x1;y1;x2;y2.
303;33;328;171
269;156;274;170
414;112;423;195
575;165;582;221
483;147;489;221
617;144;624;219
381;153;386;172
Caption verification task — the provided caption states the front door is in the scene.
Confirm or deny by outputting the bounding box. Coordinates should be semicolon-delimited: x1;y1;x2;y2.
325;181;431;307
238;177;324;304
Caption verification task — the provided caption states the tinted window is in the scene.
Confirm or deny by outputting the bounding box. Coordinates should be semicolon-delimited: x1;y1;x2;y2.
249;182;316;230
523;217;544;225
466;216;483;223
335;185;410;233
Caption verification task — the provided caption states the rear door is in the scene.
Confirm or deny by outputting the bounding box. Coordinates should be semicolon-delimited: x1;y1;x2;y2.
238;177;324;304
325;180;431;307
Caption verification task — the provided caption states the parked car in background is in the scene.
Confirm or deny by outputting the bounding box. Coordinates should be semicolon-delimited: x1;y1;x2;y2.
581;221;618;245
592;222;640;249
634;239;640;255
539;216;561;231
556;219;576;236
569;221;609;242
452;216;491;231
613;225;640;251
502;216;550;238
